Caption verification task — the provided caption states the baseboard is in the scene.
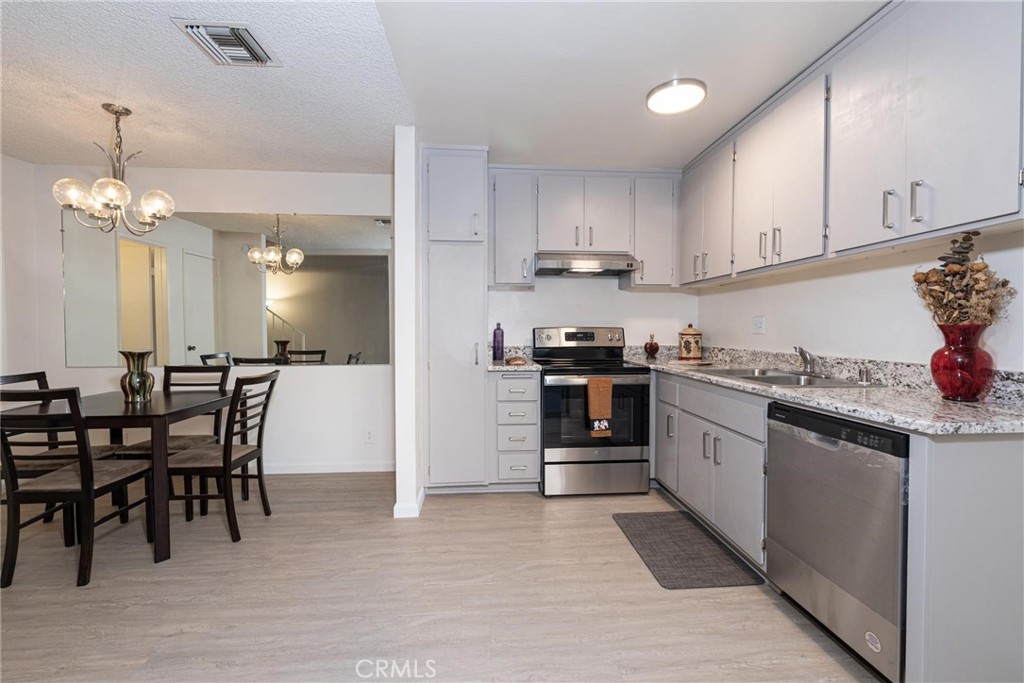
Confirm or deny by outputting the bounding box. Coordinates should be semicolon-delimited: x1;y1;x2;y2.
265;460;396;475
393;486;425;518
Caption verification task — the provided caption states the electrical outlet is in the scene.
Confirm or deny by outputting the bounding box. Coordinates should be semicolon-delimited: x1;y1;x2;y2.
365;430;374;444
752;315;766;335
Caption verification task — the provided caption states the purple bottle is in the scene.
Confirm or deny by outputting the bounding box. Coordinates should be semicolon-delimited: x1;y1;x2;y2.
492;323;504;362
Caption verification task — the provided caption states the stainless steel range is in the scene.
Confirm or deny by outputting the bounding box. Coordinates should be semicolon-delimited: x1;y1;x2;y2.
533;326;650;496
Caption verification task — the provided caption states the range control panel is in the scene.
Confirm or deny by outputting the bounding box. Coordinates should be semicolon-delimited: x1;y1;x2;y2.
534;326;625;349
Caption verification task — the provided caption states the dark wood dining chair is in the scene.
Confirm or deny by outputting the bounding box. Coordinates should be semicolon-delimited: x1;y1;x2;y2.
288;349;326;364
346;352;362;365
233;357;285;366
167;370;280;542
200;352;234;366
1;372;123;535
1;387;153;587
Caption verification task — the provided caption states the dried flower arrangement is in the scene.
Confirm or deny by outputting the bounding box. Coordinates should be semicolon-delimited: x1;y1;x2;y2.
912;231;1017;325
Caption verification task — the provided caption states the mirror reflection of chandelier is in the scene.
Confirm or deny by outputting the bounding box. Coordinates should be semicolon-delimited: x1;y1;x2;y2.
247;214;305;275
51;103;175;237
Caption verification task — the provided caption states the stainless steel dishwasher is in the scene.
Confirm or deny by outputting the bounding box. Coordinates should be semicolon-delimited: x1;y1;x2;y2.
766;403;909;683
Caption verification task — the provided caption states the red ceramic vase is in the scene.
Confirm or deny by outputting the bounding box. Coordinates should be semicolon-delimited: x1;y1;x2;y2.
930;323;994;402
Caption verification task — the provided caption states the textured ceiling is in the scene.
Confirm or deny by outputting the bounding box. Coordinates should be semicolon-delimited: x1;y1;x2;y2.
1;1;884;174
176;212;392;251
1;2;413;173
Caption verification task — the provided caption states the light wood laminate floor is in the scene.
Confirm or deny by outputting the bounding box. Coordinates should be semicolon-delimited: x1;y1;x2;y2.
1;473;876;682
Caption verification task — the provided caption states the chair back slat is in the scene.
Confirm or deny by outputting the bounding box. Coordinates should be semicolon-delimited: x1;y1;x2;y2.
233;357;285;366
0;388;93;492
0;372;50;389
200;352;234;367
288;350;327;365
162;365;231;392
223;371;279;464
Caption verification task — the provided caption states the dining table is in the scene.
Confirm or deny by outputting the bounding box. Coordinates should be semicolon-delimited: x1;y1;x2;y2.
2;389;231;563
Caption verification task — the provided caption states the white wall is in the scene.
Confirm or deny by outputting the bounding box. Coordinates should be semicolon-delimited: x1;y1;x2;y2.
698;229;1024;371
1;157;396;474
214;230;267;358
489;277;699;348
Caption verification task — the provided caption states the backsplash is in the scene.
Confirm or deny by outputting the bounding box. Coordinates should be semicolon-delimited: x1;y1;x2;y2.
628;345;1024;406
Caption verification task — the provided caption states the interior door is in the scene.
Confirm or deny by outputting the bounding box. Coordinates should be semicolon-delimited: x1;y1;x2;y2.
183;252;217;365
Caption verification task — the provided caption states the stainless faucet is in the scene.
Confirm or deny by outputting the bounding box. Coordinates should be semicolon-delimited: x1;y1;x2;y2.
794;346;817;374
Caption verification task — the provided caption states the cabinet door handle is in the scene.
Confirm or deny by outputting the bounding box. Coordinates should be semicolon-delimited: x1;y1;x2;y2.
667;413;675;438
713;435;722;465
693;254;700;280
473;212;480;236
702;430;712;459
508;388;528;394
701;251;708;276
509;465;528;471
575;225;580;247
910;180;925;223
758;231;768;261
772;227;782;258
508;436;528;442
521;257;528;279
589;226;594;247
474;343;479;366
640;259;645;280
882;189;896;229
508;411;527;417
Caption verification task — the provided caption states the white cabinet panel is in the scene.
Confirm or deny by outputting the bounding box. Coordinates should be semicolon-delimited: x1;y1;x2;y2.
677;411;714;521
679;168;704;284
733;110;777;273
537;175;585;251
492;172;536;285
585;175;633;252
655;401;679;493
680;144;734;283
427;243;487;485
831;2;1022;252
712;428;766;564
426;152;487;242
632;177;675;285
904;1;1023;234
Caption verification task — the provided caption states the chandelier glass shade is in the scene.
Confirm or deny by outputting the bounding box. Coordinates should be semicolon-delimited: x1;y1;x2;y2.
248;215;304;275
52;103;175;237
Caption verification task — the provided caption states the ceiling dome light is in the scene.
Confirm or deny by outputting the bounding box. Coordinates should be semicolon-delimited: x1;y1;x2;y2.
646;78;707;115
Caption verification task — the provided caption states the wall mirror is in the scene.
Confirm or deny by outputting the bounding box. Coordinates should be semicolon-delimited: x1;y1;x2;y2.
62;213;392;367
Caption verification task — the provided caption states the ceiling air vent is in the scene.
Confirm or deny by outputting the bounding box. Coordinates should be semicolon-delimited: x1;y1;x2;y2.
172;19;281;67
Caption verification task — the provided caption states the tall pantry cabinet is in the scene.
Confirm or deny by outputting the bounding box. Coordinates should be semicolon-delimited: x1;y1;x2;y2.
424;147;489;485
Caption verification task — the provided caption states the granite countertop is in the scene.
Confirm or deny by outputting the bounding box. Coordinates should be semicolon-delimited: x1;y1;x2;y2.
647;362;1024;436
488;361;542;372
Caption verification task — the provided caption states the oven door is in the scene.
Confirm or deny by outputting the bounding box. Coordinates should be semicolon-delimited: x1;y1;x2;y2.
541;374;649;462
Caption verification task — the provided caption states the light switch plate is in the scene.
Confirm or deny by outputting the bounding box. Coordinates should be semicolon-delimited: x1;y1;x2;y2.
752;315;766;335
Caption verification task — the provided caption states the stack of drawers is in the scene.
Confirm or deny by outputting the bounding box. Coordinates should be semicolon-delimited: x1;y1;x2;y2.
490;373;540;482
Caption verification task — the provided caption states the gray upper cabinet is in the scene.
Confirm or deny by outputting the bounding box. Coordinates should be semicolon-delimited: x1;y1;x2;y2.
679;144;734;284
537;174;632;253
491;171;536;285
426;150;488;242
733;75;826;273
830;1;1023;252
631;177;676;286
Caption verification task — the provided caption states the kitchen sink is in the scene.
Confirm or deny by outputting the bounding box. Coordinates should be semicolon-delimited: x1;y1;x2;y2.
698;367;790;377
738;374;863;388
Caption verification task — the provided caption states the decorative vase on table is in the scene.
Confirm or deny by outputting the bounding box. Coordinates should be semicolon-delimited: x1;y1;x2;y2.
119;350;155;403
273;339;291;363
643;334;660;361
930;323;994;402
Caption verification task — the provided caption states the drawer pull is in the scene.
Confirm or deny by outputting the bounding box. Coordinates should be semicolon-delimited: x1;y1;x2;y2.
882;189;896;229
910;179;925;223
713;435;722;465
508;436;528;442
508;411;527;417
702;430;712;459
508;388;528;394
509;465;528;471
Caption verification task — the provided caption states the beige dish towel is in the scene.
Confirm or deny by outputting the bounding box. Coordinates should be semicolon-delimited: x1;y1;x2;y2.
588;377;612;438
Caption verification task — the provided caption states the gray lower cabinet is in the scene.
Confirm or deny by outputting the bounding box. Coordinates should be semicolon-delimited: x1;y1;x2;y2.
487;372;540;483
654;373;767;567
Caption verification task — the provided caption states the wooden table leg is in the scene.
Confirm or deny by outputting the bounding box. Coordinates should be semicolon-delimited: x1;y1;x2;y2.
151;417;171;563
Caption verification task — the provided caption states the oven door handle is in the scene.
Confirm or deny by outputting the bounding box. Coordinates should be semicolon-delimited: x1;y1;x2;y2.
543;375;650;386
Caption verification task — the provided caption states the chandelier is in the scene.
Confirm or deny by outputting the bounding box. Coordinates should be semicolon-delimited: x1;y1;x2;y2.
247;215;305;275
51;103;175;237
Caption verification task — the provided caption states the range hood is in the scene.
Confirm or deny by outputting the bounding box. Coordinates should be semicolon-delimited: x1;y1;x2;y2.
534;252;639;277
